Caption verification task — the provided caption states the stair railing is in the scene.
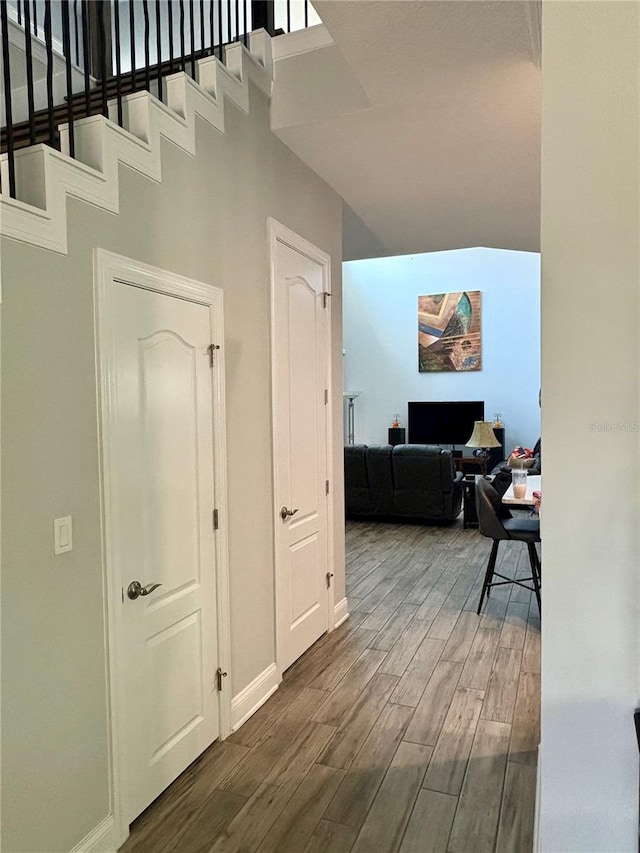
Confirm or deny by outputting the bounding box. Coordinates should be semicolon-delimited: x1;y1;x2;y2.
0;0;317;198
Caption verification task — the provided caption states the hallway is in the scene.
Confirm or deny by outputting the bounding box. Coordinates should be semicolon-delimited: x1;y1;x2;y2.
121;519;540;852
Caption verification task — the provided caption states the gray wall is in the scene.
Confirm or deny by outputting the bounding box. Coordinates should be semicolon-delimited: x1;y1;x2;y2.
342;202;389;262
540;2;639;849
1;84;343;852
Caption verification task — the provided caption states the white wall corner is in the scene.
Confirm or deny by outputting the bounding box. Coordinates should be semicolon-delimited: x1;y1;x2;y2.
68;816;116;853
334;597;349;629
231;663;281;732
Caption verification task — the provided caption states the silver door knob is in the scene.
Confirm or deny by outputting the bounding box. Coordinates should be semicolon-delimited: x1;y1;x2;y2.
280;506;299;521
127;581;162;600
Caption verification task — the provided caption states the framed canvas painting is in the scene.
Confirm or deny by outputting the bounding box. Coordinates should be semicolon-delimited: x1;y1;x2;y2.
418;291;481;372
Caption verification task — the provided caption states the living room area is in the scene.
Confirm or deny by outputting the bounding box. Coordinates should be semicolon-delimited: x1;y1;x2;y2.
338;245;541;848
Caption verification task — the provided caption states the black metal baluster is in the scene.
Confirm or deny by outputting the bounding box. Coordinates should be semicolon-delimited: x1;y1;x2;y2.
22;0;36;145
97;0;108;115
155;0;163;100
60;0;75;155
189;0;195;77
242;0;247;45
199;0;204;54
142;0;150;90
287;0;291;33
81;0;91;111
209;0;214;53
1;0;15;197
217;0;222;58
179;0;185;70
114;0;123;125
250;0;273;35
226;0;230;48
32;0;37;38
74;0;79;65
17;0;22;25
44;0;56;147
129;0;136;90
168;0;174;71
304;0;308;28
234;0;238;43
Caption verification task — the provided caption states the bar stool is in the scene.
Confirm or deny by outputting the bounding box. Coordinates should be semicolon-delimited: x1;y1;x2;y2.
475;477;541;614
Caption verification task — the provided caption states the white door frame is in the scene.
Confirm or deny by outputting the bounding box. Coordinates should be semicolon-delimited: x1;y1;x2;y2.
94;249;232;846
268;219;335;678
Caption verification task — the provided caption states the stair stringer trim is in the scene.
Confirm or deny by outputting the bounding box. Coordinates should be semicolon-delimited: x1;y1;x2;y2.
0;31;273;256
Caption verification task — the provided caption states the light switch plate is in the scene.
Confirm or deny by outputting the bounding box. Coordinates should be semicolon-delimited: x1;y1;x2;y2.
54;516;73;555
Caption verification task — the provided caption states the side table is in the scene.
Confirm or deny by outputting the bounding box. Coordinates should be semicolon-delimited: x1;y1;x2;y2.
388;427;406;446
462;475;493;529
462;476;478;529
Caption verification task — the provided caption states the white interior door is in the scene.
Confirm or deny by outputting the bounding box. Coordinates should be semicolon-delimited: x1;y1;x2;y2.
109;280;220;824
271;222;332;673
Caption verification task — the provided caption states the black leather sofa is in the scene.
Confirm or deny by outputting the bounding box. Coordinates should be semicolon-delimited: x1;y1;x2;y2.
345;444;463;522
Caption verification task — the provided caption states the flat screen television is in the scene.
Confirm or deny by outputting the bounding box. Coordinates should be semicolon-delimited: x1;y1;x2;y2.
408;401;485;446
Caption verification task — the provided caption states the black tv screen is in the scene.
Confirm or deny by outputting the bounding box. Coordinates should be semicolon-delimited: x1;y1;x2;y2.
408;401;485;445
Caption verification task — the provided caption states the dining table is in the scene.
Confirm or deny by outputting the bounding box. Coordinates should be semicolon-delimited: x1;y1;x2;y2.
501;474;542;507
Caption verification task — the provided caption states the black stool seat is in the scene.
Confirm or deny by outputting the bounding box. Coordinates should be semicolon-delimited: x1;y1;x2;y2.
475;478;541;614
503;518;541;542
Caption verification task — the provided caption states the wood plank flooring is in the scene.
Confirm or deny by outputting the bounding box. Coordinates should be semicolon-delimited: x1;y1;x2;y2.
120;519;540;853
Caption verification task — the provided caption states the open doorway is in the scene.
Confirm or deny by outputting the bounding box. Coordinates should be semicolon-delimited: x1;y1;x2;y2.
339;246;541;848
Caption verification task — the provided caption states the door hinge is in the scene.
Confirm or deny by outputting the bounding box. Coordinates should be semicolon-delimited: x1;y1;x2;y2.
322;291;332;308
324;388;328;405
325;480;330;495
326;571;334;588
208;343;220;367
213;509;219;530
216;667;228;691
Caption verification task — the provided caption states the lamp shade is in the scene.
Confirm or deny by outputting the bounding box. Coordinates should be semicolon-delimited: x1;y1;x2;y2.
466;420;501;448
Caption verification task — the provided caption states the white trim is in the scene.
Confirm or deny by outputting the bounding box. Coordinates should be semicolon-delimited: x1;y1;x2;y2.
68;816;116;853
333;597;350;629
94;249;232;845
271;24;334;61
268;218;334;675
231;664;281;731
533;745;542;852
323;253;336;634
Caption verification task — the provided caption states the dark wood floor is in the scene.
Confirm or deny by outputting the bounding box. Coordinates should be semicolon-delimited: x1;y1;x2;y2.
120;519;540;853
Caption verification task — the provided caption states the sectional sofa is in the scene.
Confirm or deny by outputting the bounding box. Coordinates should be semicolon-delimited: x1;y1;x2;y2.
344;444;463;523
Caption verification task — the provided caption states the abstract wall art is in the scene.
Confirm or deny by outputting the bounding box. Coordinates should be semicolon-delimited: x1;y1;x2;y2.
418;291;482;372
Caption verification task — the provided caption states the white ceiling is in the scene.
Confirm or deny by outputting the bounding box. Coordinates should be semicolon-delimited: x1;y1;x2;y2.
271;1;542;258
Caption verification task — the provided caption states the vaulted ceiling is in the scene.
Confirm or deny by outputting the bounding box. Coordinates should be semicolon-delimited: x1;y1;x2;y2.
272;1;542;258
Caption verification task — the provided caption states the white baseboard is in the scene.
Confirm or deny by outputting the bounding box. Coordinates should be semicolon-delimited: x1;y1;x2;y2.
231;663;280;731
533;744;542;852
334;597;350;628
69;816;116;853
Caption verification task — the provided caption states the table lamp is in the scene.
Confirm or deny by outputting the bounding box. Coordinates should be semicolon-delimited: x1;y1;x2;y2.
466;421;501;474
